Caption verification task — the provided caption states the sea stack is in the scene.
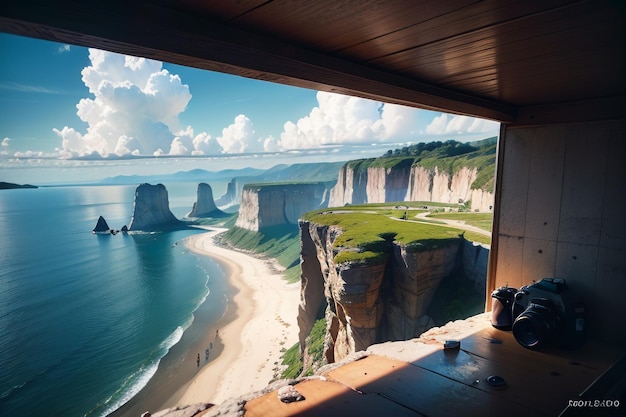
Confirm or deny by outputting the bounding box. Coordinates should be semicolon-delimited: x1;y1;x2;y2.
188;183;223;217
128;183;184;231
92;216;111;234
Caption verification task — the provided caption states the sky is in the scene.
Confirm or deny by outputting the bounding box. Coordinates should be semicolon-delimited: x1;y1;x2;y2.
0;33;500;184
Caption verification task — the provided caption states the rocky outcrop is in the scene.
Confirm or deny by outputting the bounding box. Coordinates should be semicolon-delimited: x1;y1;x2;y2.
128;183;184;231
406;165;494;211
92;215;111;233
188;183;224;217
297;219;483;364
235;182;333;231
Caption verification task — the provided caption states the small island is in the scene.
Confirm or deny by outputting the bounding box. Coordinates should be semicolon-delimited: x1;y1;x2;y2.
0;181;38;190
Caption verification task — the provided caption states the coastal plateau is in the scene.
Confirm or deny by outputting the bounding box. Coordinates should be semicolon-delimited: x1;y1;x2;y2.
297;207;489;365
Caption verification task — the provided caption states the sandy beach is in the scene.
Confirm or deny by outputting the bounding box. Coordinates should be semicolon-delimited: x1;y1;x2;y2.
170;227;301;407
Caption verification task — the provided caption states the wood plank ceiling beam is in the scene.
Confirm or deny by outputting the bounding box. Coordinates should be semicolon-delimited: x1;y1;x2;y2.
0;0;515;123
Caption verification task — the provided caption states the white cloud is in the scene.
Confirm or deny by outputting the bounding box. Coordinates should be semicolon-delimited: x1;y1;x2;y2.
191;131;222;156
54;49;193;158
426;113;499;135
58;44;71;54
277;91;426;150
217;114;264;154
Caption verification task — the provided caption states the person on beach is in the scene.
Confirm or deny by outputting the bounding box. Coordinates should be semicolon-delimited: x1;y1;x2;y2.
196;353;200;368
205;348;209;361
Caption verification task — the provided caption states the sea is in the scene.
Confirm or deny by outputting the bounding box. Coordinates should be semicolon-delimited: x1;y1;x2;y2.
0;183;228;416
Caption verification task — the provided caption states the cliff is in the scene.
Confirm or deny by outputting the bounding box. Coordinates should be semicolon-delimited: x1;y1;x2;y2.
329;140;495;212
216;162;344;207
128;183;184;231
406;165;494;212
297;209;489;365
235;182;333;232
188;183;225;218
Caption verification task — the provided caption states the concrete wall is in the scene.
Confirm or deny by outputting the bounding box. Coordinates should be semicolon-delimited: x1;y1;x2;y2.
492;119;626;344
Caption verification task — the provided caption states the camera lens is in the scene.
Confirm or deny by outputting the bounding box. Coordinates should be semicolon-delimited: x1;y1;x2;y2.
512;301;558;349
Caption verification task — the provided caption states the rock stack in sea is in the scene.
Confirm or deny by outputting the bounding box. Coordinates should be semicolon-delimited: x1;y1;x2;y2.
188;183;225;218
92;216;111;234
128;183;184;231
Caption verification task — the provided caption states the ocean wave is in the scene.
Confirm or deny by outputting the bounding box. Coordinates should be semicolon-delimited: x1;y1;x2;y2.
87;326;185;417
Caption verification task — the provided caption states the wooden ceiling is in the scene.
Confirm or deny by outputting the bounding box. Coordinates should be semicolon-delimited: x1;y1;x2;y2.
1;0;624;125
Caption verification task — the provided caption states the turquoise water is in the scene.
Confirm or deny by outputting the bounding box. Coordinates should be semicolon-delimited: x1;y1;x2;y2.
0;185;223;416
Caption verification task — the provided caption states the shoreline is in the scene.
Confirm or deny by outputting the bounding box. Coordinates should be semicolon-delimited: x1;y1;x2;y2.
173;227;300;407
110;227;300;416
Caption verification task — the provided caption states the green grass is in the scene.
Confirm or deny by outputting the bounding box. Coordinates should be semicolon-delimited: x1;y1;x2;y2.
280;317;327;379
188;212;237;226
425;212;493;233
302;206;486;264
221;224;302;283
280;343;303;379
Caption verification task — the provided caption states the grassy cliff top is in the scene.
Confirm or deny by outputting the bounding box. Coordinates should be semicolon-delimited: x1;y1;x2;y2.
302;203;490;264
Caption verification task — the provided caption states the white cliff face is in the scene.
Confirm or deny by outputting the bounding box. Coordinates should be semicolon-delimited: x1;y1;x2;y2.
189;183;219;217
128;183;182;231
235;183;333;232
330;161;494;212
406;165;494;211
366;162;412;203
329;162;368;207
235;187;266;231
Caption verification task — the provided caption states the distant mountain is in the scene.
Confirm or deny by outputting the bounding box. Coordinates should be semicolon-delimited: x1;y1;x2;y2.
99;167;265;185
0;181;38;190
256;162;345;183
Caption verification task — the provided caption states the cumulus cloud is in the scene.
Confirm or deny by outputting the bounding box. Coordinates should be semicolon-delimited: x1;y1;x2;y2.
217;114;265;154
54;49;193;158
426;113;499;135
52;49;280;159
58;44;71;54
277;91;424;150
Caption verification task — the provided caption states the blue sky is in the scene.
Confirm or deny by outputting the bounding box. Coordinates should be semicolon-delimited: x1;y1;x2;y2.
0;33;500;184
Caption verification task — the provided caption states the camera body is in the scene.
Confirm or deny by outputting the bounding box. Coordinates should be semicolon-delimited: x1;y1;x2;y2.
512;278;586;350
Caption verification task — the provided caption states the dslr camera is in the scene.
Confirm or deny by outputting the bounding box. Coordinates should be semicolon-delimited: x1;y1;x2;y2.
511;278;586;350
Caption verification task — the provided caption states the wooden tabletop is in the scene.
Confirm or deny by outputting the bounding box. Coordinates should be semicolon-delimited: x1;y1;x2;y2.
244;324;623;416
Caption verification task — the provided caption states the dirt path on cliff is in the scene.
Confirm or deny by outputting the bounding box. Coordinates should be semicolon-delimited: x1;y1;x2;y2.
391;211;492;239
